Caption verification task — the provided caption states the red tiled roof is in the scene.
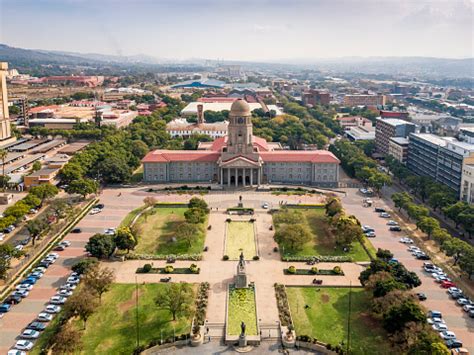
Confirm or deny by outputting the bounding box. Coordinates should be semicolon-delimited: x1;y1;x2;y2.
260;150;340;164
209;135;269;152
29;105;59;113
210;136;227;151
142;150;220;163
336;116;361;122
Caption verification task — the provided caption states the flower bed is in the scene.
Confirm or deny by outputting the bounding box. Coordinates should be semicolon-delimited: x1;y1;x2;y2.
227;285;258;336
126;253;202;261
136;265;200;274
283;268;344;276
281;255;353;263
274;283;293;327
193;282;210;330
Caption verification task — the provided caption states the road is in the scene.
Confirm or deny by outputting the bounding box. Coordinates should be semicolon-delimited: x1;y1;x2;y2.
342;188;474;353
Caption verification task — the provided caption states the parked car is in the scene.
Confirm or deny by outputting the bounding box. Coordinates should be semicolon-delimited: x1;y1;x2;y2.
435;275;452;283
447;287;463;295
12;289;29;298
432;323;448;332
387;220;398;226
94;203;105;210
29;271;43;279
14;245;23;252
54;244;66;251
104;228;116;236
416;293;427;301
49;296;67;305
5;295;22;305
400;237;413;244
60;240;71;247
71;228;82;233
428;310;442;318
27;322;47;331
57;289;73;297
362;225;374;233
7;350;26;355
441;281;456;288
14;340;34;351
67;276;80;285
456;298;471;306
463;304;474;312
20;277;37;285
20;329;40;339
427;317;445;325
469;309;474;318
445;339;463;349
409;246;421;252
37;312;53;322
389;226;402;232
416;253;430;260
450;292;463;300
262;203;269;209
44;305;61;314
89;208;101;215
59;283;76;291
379;212;391;218
365;231;376;238
440;331;456;340
374;207;386;213
33;267;46;273
16;284;33;291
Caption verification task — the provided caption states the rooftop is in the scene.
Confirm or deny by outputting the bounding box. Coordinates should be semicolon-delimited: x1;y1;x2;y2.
410;133;447;147
376;118;415;127
390;137;410;145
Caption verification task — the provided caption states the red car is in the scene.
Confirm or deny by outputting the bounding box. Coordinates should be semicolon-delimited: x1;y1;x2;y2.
441;281;456;288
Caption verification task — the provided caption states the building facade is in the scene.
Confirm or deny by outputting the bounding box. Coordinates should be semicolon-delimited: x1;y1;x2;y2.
143;99;340;187
343;94;386;107
460;157;474;203
302;90;331;106
388;137;410;163
0;62;13;142
375;118;416;155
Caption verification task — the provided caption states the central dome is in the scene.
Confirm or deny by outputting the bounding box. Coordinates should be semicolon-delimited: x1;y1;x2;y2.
229;99;251;117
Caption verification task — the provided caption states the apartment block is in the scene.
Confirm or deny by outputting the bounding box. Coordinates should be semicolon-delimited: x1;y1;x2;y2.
375;118;416;155
388;137;410;163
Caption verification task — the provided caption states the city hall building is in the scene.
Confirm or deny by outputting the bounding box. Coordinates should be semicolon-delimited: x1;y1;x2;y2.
142;99;340;187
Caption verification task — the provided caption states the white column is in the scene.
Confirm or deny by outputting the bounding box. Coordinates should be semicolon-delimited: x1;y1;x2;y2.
250;168;253;186
220;168;223;185
257;169;261;186
227;168;230;186
235;168;238;187
243;168;247;187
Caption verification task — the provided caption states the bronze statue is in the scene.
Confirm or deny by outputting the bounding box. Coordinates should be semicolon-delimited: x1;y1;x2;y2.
240;321;246;336
239;251;244;266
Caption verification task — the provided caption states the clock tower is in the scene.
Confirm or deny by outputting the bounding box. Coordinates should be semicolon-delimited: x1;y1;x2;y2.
227;99;254;155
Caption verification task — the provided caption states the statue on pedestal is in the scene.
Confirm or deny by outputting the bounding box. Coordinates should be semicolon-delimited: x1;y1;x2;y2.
235;252;248;288
240;321;246;337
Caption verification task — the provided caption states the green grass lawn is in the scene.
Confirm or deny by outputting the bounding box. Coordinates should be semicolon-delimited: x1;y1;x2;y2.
286;287;389;355
227;285;258;336
32;283;195;355
274;208;375;261
225;221;257;260
132;207;206;255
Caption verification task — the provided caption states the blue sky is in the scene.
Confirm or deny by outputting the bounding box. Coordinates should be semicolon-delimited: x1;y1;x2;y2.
0;0;472;60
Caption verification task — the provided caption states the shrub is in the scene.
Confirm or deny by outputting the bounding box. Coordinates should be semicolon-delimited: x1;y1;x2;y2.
223;255;229;260
333;266;343;275
273;246;279;252
164;265;174;273
288;266;296;274
189;263;199;273
226;218;231;223
311;266;318;274
253;255;260;260
142;263;152;273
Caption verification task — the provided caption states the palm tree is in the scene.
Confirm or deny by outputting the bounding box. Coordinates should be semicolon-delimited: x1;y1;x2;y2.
0;149;7;192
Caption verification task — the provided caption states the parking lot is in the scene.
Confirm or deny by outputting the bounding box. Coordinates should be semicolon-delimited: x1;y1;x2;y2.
342;188;474;353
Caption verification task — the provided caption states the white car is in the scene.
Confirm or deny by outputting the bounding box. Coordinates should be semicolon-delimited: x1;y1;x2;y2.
57;289;73;297
16;284;33;291
49;296;67;305
463;304;474;312
457;298;471;306
379;212;391;218
400;237;413;244
14;340;34;351
37;312;53;322
427;317;445;325
8;350;26;355
60;240;71;247
14;245;23;252
262;203;269;209
67;277;80;285
432;323;448;332
440;331;456;340
44;305;61;314
386;220;398;226
21;329;40;339
59;283;76;291
104;228;116;236
33;267;46;273
408;246;420;252
447;287;463;295
89;208;101;215
47;253;59;259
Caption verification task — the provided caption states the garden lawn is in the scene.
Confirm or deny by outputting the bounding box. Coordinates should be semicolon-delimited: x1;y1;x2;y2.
276;208;375;261
225;221;256;260
132;207;206;255
227;286;258;336
286;287;389;355
32;283;195;355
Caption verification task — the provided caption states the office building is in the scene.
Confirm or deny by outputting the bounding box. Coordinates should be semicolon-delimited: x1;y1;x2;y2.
0;62;13;143
302;90;331;106
460;156;474;203
375;118;416;155
343;94;386;107
388;137;410;163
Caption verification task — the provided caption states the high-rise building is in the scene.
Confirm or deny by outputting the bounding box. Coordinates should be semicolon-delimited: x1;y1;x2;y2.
302;90;331;106
407;133;474;195
0;62;13;142
375;118;416;155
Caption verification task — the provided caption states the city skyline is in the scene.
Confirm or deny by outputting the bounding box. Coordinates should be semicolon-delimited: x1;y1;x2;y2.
1;0;473;61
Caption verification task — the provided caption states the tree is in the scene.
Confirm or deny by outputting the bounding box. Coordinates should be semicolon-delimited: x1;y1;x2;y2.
26;217;49;246
114;227;137;253
392;192;413;211
175;222;200;248
29;184;59;203
143;196;157;208
64;288;98;329
441;238;469;265
188;197;209;213
65;178;98;199
0;244;23;279
274;224;312;251
325;197;343;218
373;278;406;298
407;204;429;222
51;324;83;354
4;201;30;221
85;234;116;259
0;148;7;191
155;282;194;321
383;299;426;333
83;264;115;303
50;199;71;219
72;258;98;275
428;191;455;211
96;156;132;184
416;217;440;239
443;202;468;227
367;170;392;195
335;215;363;248
59;163;84;185
23;194;41;209
184;208;206;224
458;247;474;279
376;248;393;261
31;161;42;172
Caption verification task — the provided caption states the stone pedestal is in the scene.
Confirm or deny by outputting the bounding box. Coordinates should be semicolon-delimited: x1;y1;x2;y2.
235;266;248;288
239;334;247;347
